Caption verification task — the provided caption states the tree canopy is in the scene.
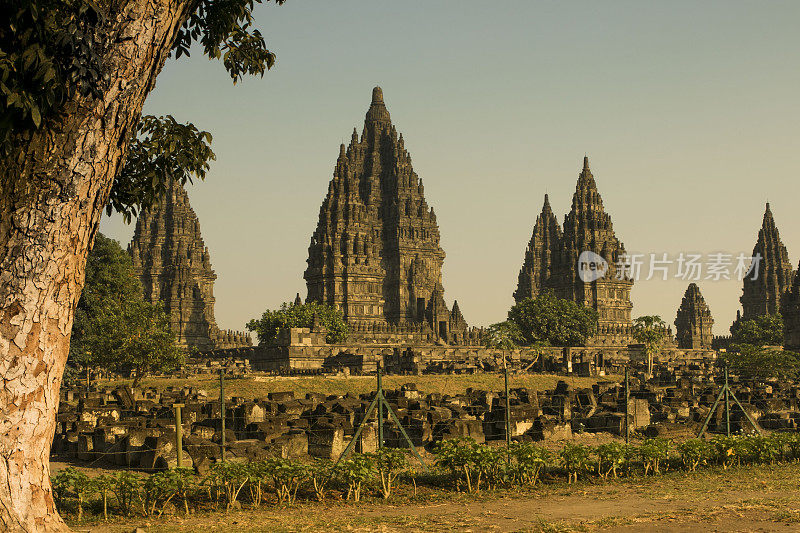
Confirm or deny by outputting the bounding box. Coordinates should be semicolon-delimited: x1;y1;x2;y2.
730;313;784;347
483;321;526;349
506;292;599;347
720;344;800;381
70;233;183;386
247;301;350;345
3;0;285;217
631;315;668;354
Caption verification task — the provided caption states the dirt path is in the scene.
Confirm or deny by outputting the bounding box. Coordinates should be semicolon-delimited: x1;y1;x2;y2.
71;462;800;532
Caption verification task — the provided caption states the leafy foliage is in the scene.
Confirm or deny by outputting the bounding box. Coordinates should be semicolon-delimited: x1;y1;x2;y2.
483;321;525;349
677;439;713;472
110;115;215;222
70;233;184;386
369;448;409;499
172;0;287;83
507;292;599;347
558;442;592;483
51;434;800;519
638;437;670;475
3;0;286;220
594;442;628;479
247;301;350;345
0;0;106;149
722;344;800;380
508;442;550;485
335;454;374;502
632;315;668;355
730;314;784;347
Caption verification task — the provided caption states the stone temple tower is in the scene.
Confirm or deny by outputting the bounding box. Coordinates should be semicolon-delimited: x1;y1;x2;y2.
305;87;469;342
514;157;634;346
674;283;714;349
739;203;795;321
514;194;561;302
782;260;800;351
129;179;250;351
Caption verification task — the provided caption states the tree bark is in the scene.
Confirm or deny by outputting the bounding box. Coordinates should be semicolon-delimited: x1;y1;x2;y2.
0;1;190;530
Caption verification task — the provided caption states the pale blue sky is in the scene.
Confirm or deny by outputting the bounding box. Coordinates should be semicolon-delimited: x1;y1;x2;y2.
102;1;800;335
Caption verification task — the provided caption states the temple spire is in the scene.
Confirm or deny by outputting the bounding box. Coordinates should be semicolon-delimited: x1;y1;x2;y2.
739;202;795;319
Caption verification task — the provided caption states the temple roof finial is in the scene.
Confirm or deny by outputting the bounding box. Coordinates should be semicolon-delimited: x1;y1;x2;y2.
583;155;590;172
372;86;384;104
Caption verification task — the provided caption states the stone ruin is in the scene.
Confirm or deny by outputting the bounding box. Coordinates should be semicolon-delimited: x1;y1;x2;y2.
674;283;714;349
514;158;635;347
303;87;474;345
128;178;250;352
54;359;800;473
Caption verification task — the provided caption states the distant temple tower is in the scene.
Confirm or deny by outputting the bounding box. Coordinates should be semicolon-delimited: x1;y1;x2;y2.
674;283;714;349
739;203;794;321
782;260;800;351
128;179;250;351
514;157;634;346
304;87;469;342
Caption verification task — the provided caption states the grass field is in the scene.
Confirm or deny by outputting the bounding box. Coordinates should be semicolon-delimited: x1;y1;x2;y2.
97;372;619;399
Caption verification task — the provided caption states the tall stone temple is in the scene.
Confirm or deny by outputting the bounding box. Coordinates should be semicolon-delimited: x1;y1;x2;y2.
782;260;800;351
514;157;634;346
304;87;476;345
738;203;795;321
128;179;251;352
674;283;714;349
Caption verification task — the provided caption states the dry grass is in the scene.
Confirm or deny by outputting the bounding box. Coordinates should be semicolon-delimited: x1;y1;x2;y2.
97;372;618;399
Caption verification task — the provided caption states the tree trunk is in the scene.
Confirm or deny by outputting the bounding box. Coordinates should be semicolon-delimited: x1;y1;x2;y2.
0;1;190;530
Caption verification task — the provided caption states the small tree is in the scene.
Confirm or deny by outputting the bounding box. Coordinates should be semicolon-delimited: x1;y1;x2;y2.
247;301;349;345
70;233;184;387
483;321;525;349
507;291;599;347
632;315;667;378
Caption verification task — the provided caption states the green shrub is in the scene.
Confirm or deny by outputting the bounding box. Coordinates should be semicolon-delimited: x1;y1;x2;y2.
434;438;485;493
509;442;550;485
335;454;375;502
370;448;410;499
264;457;309;504
559;443;592;483
51;468;95;520
205;462;249;509
309;459;335;502
677;439;714;472
594;442;627;479
639;438;670;475
111;471;143;517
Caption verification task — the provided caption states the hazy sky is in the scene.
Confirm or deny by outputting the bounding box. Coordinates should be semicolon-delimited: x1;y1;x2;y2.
102;1;800;336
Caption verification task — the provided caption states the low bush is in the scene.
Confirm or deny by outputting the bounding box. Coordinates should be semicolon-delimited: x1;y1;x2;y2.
52;433;800;520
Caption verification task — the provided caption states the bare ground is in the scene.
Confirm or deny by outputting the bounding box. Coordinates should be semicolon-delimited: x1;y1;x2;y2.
66;461;800;533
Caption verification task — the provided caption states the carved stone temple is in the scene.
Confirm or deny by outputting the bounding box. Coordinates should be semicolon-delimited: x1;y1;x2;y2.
738;202;795;323
128;179;250;352
304;87;477;345
674;283;714;349
782;260;800;351
514;157;635;346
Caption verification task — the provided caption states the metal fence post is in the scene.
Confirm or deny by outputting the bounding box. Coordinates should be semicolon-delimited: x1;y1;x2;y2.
174;403;184;468
624;367;630;445
504;356;511;461
724;366;731;437
377;363;384;450
219;369;226;462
